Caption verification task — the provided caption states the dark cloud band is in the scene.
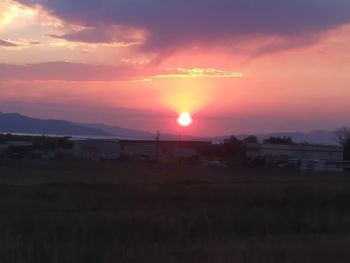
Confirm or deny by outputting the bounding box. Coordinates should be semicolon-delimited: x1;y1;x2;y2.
0;39;18;47
14;0;350;52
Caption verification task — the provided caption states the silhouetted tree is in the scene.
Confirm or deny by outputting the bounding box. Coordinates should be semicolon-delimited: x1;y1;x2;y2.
220;136;245;165
343;141;350;161
57;137;74;149
335;127;350;145
242;135;258;144
335;127;350;161
32;136;56;151
263;136;294;145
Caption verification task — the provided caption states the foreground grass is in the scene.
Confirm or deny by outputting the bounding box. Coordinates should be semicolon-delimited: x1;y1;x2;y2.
0;161;350;262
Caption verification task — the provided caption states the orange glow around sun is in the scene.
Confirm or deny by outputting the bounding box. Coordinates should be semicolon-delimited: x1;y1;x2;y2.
177;112;192;127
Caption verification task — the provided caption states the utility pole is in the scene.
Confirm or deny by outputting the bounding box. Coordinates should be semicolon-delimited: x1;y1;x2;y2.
155;130;160;159
156;130;160;141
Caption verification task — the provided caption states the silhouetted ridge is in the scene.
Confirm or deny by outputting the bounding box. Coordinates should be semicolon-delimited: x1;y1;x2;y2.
0;112;110;136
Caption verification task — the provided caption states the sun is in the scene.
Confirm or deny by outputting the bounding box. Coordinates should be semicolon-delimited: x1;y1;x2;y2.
177;112;192;127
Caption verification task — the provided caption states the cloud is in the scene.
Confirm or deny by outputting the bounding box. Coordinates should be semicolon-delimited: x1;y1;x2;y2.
48;25;145;46
154;68;243;79
0;62;149;81
0;39;18;47
0;62;240;81
14;0;350;55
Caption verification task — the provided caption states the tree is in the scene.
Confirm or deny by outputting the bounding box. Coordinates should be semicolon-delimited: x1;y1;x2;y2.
242;135;258;144
221;136;245;165
32;136;56;151
57;137;74;149
263;136;294;145
335;127;350;146
335;127;350;161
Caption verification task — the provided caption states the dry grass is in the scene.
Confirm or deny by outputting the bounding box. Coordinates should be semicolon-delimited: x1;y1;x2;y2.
0;160;350;262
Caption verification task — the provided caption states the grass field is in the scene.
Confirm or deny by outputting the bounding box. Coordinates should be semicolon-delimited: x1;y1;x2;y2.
1;160;350;262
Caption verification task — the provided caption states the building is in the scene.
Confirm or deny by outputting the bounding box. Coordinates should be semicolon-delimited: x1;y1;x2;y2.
245;142;261;159
4;141;34;159
260;144;343;162
120;140;211;160
72;139;121;160
246;143;344;171
71;139;211;161
0;144;8;158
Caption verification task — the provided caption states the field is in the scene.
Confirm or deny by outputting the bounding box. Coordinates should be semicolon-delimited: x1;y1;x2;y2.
1;160;350;262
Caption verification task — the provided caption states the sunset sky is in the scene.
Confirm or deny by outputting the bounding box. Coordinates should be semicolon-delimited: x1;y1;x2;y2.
1;0;350;136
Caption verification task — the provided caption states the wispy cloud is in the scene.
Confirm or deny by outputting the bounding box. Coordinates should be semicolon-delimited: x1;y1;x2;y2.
154;68;243;79
0;62;148;81
0;62;242;82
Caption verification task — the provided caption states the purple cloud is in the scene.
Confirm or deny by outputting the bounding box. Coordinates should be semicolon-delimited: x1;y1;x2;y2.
48;26;142;45
0;39;18;47
15;0;350;54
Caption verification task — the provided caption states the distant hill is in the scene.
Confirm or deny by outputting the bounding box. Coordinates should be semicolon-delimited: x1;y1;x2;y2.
79;123;155;139
0;112;340;144
79;123;204;140
0;112;111;136
0;112;191;139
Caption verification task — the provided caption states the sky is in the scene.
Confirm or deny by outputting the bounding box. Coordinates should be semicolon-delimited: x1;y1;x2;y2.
0;0;350;136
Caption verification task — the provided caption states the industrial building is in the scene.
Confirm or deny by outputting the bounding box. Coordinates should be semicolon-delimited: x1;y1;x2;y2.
72;139;121;160
120;140;211;159
261;144;343;162
246;143;344;171
71;139;211;160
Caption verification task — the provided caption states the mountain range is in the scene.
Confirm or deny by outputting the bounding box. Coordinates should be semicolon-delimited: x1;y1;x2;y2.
0;112;339;145
0;112;152;138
